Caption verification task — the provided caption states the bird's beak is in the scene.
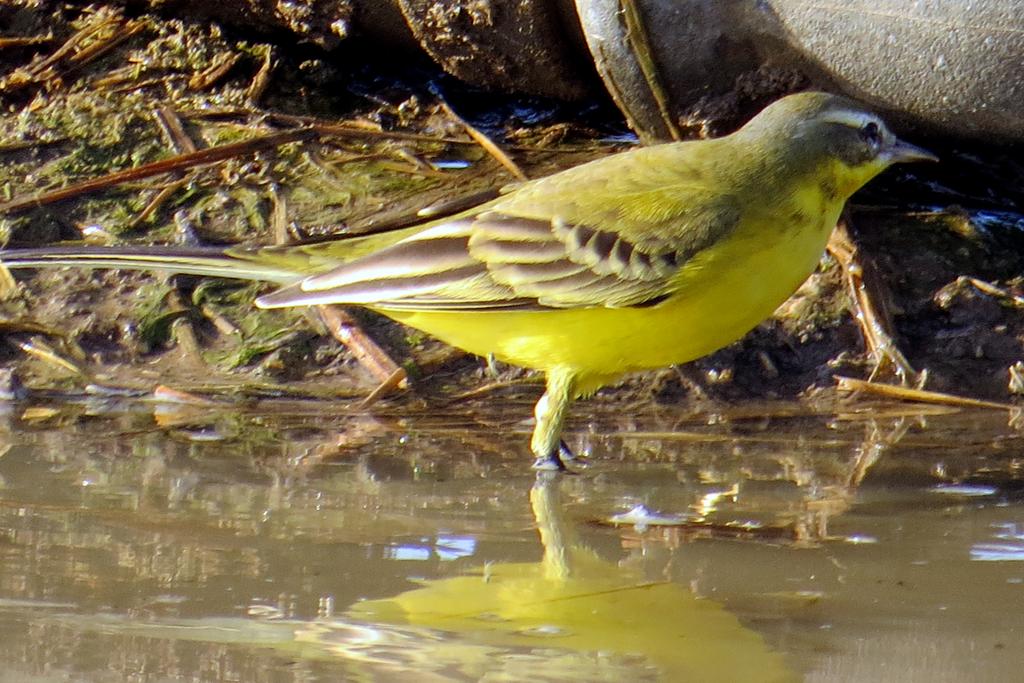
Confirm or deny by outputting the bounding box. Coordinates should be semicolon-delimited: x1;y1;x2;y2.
886;138;939;164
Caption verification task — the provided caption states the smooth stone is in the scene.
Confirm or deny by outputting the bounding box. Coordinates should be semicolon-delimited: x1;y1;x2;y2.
575;0;1024;141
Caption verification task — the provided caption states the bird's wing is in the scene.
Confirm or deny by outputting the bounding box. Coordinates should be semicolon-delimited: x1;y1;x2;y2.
256;147;742;311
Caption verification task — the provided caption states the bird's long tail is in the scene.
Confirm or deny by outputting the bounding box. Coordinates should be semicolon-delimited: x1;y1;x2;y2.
0;244;310;284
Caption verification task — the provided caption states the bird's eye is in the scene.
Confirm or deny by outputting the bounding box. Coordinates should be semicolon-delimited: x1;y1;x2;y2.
861;121;882;146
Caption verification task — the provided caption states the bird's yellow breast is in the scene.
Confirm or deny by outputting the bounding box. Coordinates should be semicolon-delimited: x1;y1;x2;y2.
382;178;839;394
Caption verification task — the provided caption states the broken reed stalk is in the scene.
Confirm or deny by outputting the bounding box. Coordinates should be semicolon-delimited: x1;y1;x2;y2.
188;51;242;91
246;46;275;104
153;107;198;154
835;375;1014;410
0;36;56;49
314;305;409;398
437;99;529;181
128;108;199;228
265;112;481;146
827;218;920;385
0;127;315;214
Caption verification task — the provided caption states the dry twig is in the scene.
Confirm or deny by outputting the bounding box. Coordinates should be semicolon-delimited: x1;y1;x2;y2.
314;306;409;402
0;127;315;214
437;99;528;181
0;36;56;50
828;217;920;386
835;375;1013;410
246;46;275;104
188;52;242;91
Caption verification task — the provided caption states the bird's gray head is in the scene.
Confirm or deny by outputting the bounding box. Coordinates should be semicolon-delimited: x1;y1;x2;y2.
736;92;937;193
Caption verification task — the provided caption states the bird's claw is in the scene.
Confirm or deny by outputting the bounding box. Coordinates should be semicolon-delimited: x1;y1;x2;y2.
531;454;567;471
531;440;587;472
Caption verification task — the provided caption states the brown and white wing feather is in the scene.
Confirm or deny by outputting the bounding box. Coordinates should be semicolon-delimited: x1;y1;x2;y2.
256;219;520;309
255;206;732;311
466;211;682;308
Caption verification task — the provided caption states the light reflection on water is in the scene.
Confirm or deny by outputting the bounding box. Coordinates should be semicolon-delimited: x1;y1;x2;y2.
1;399;1023;681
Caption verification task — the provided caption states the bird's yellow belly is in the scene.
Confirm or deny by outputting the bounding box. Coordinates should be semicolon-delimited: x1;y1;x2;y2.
383;213;835;388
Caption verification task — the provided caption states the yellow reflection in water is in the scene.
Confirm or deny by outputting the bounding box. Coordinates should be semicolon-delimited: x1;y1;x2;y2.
331;475;797;682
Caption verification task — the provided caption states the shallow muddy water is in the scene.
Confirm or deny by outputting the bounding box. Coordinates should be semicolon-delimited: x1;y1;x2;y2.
1;397;1023;681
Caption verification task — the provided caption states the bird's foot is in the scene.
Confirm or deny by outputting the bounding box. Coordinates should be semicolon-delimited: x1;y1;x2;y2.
531;440;587;472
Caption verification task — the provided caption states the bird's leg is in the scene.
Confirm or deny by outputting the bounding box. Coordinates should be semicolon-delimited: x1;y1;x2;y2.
531;369;576;470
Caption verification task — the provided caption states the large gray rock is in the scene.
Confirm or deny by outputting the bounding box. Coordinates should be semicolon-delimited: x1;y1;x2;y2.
766;0;1024;139
576;0;1024;141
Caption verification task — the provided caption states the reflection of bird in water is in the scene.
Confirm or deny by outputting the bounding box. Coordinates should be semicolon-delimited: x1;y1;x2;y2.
330;473;796;681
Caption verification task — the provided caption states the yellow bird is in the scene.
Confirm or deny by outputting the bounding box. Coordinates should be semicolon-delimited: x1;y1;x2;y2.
0;92;935;468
